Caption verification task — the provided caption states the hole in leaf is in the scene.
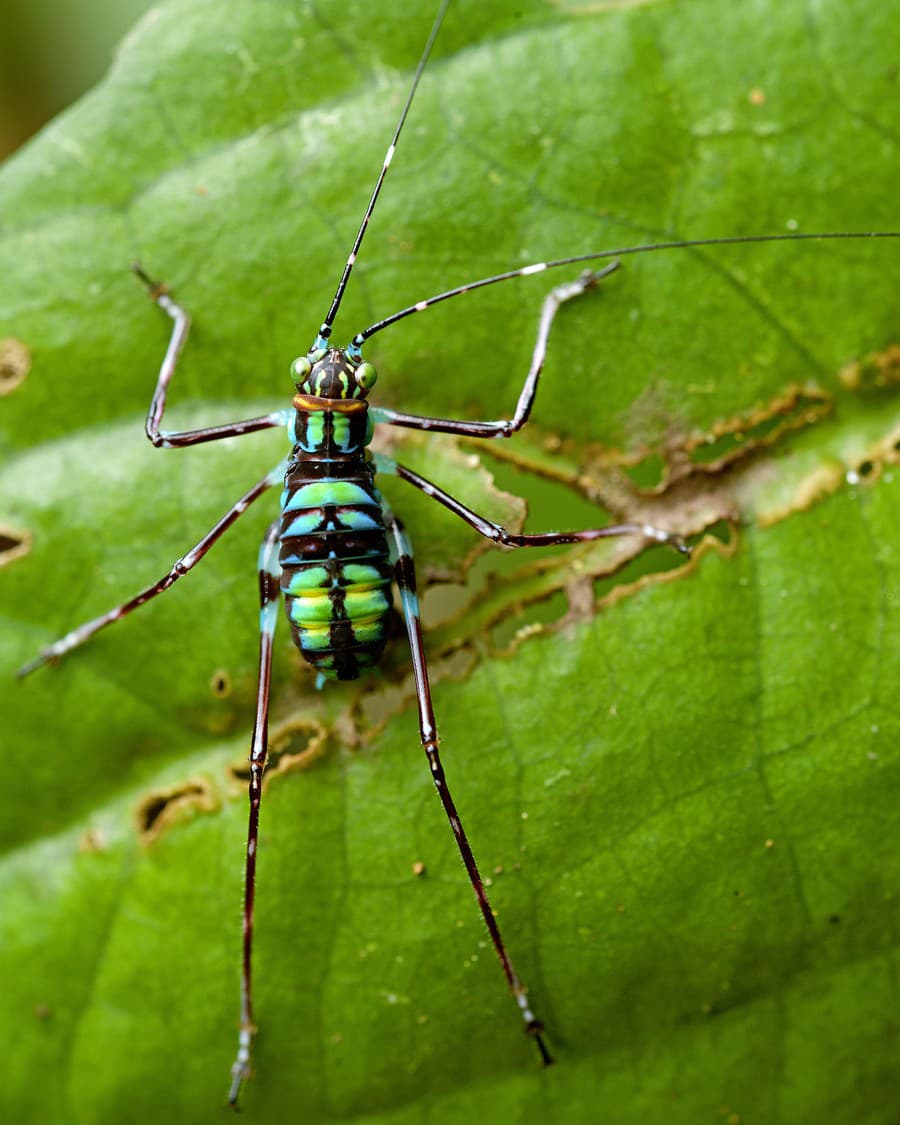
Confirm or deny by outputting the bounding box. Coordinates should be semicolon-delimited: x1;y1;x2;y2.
698;519;734;547
688;387;830;469
489;588;568;649
0;338;30;395
136;779;216;842
228;718;328;784
619;452;667;490
0;524;32;568
847;457;882;487
593;535;693;601
210;669;232;698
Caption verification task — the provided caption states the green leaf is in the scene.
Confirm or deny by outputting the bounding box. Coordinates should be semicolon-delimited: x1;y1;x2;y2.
1;1;898;1123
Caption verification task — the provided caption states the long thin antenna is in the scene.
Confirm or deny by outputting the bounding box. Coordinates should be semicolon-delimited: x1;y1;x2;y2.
314;0;452;349
352;230;899;345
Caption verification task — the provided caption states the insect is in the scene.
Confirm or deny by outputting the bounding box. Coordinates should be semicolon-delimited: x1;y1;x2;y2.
13;0;897;1109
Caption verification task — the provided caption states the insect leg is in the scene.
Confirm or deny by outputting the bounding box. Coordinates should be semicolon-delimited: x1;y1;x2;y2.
134;266;291;448
369;264;620;439
376;455;689;555
17;460;288;677
229;518;282;1107
384;509;554;1066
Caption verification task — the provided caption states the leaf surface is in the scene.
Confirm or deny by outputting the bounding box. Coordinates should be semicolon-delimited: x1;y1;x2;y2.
1;1;898;1122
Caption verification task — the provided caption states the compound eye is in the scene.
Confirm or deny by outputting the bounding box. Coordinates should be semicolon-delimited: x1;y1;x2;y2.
355;361;377;391
290;356;312;384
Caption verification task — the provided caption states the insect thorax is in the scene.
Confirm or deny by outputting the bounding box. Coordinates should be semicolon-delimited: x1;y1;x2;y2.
289;394;374;460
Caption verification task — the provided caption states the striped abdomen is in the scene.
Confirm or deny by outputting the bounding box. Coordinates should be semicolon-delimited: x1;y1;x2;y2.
279;401;393;682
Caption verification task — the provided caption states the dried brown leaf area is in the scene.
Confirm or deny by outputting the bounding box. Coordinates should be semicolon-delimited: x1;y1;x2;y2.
433;345;900;653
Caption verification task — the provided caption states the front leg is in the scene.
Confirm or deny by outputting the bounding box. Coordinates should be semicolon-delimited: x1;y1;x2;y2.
134;266;290;449
370;263;620;439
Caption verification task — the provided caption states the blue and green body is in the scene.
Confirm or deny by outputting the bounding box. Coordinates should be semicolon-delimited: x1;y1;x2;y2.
280;346;393;682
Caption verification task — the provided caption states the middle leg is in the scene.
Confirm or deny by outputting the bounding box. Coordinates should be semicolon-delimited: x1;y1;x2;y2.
134;265;292;450
18;459;289;677
376;454;689;555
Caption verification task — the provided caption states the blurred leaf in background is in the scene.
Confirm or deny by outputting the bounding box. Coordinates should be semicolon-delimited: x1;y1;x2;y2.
0;0;152;156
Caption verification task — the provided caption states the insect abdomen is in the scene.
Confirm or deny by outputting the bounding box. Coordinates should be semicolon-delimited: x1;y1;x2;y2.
279;408;392;682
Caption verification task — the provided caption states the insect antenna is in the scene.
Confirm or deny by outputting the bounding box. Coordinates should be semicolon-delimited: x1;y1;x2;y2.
352;230;900;344
312;0;452;352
